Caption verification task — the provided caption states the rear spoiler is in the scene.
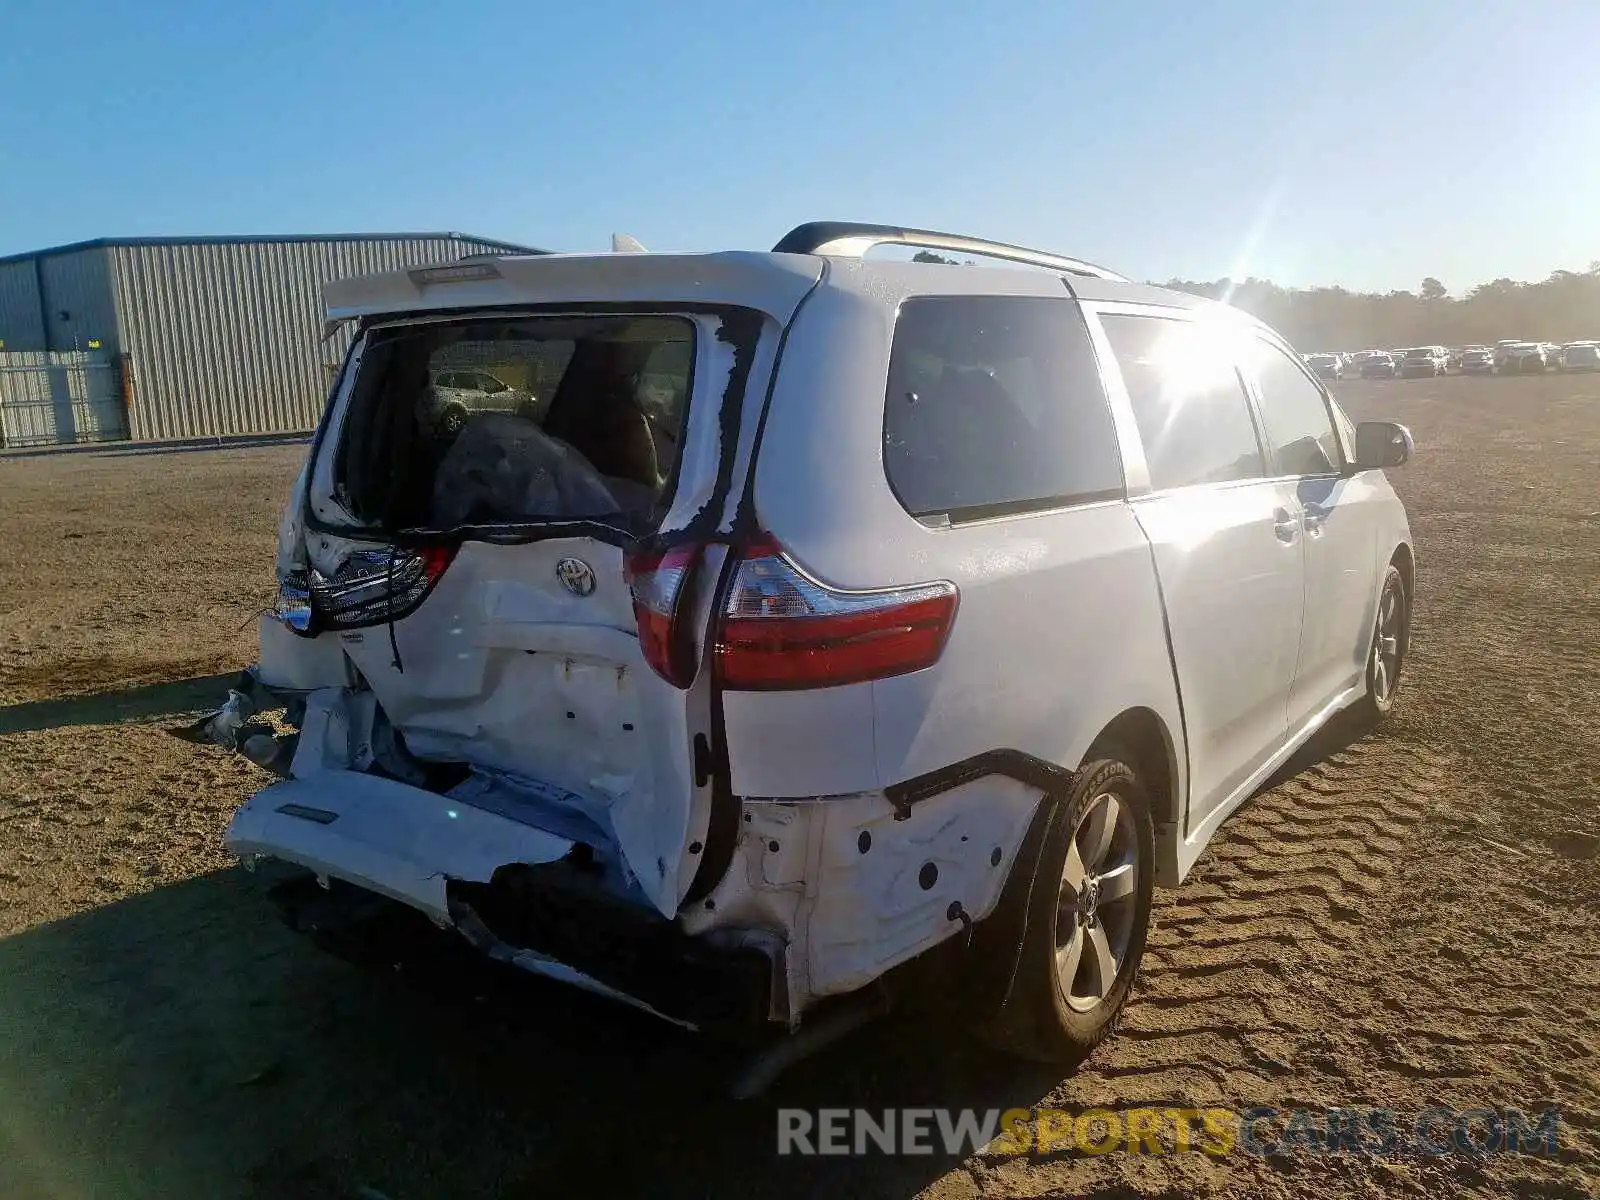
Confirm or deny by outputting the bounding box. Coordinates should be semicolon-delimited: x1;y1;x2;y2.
320;251;825;332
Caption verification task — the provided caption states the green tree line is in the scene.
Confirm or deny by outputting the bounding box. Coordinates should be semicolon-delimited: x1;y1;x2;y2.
912;250;1600;350
1158;264;1600;350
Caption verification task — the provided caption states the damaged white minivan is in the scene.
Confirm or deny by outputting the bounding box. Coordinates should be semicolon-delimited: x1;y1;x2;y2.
196;222;1415;1079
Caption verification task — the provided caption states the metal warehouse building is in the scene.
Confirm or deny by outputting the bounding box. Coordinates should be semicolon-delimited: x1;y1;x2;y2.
0;232;535;447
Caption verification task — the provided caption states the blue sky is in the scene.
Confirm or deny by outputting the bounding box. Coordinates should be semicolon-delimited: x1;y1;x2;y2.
2;0;1596;292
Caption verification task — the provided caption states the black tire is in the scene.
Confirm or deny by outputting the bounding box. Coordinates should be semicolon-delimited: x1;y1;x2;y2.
1357;563;1409;723
437;405;469;436
975;755;1155;1065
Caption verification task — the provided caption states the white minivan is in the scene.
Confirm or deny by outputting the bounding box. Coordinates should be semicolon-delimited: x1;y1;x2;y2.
195;222;1415;1073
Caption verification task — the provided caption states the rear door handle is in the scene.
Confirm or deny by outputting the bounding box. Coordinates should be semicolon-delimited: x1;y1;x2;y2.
1273;507;1299;543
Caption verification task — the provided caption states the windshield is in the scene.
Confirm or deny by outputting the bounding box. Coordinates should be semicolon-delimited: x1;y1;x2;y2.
1403;348;1431;358
332;313;696;532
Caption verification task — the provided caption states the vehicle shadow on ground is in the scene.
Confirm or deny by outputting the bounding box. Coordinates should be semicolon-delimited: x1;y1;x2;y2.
0;867;1072;1200
1254;706;1376;798
0;672;236;735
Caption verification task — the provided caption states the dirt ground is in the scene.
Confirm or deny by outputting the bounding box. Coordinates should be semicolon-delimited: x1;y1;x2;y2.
1;376;1596;1200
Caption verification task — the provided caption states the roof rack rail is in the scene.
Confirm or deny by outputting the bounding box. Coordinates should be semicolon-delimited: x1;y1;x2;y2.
771;221;1128;282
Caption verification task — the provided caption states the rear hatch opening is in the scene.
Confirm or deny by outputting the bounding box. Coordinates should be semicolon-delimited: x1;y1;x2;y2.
266;308;756;921
330;313;696;536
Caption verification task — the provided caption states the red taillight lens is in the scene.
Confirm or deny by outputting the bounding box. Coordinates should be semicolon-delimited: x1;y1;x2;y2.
308;543;458;630
625;542;701;687
715;536;957;690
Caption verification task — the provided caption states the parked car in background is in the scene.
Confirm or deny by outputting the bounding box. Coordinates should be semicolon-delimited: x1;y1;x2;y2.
1398;347;1447;378
1305;353;1344;381
1560;341;1600;372
1459;348;1495;375
425;368;538;433
188;220;1416;1073
1494;340;1529;371
1506;343;1555;373
1361;352;1399;379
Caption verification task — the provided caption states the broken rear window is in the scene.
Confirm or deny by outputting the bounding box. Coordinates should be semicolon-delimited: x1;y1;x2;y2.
334;314;695;532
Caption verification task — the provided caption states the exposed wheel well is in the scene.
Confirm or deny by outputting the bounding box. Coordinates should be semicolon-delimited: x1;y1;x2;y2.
1086;708;1178;833
1391;542;1415;601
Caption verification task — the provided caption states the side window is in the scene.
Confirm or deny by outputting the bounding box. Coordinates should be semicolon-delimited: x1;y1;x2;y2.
884;296;1124;519
1246;341;1342;476
475;373;507;394
1099;313;1265;490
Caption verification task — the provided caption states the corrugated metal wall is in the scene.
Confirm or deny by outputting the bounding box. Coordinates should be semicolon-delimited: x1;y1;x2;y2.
0;259;45;352
0;350;127;447
110;235;522;440
39;248;118;354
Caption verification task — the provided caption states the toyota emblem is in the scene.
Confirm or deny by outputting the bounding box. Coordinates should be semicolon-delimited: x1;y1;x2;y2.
555;557;597;597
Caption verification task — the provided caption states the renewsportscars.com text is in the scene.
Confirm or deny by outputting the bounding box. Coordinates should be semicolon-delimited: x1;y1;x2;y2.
776;1106;1562;1158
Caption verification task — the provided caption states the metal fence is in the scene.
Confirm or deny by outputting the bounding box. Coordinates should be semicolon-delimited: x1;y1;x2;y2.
0;351;127;448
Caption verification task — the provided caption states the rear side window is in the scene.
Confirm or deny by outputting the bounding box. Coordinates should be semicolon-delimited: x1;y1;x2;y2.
1100;313;1265;490
1243;340;1342;476
883;296;1123;519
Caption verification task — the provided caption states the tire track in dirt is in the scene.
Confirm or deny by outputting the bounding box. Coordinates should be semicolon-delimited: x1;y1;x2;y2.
1039;733;1461;1119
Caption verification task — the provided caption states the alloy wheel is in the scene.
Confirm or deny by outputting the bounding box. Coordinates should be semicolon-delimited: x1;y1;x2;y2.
1372;579;1404;703
1055;791;1140;1012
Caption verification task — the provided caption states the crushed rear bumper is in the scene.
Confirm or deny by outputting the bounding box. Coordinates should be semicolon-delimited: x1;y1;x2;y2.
262;869;775;1031
230;771;778;1031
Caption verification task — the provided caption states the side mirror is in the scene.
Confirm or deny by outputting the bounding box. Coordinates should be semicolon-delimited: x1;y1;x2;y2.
1353;420;1413;470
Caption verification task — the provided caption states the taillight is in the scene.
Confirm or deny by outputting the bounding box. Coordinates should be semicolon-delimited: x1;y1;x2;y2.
715;535;957;690
274;567;314;634
625;542;701;687
308;544;457;630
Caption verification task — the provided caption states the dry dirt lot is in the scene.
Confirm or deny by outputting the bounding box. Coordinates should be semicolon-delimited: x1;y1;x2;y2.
1;376;1597;1199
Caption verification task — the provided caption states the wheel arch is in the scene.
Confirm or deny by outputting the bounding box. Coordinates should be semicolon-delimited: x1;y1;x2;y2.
1390;540;1416;602
1084;707;1179;835
1084;706;1182;887
891;705;1186;1018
